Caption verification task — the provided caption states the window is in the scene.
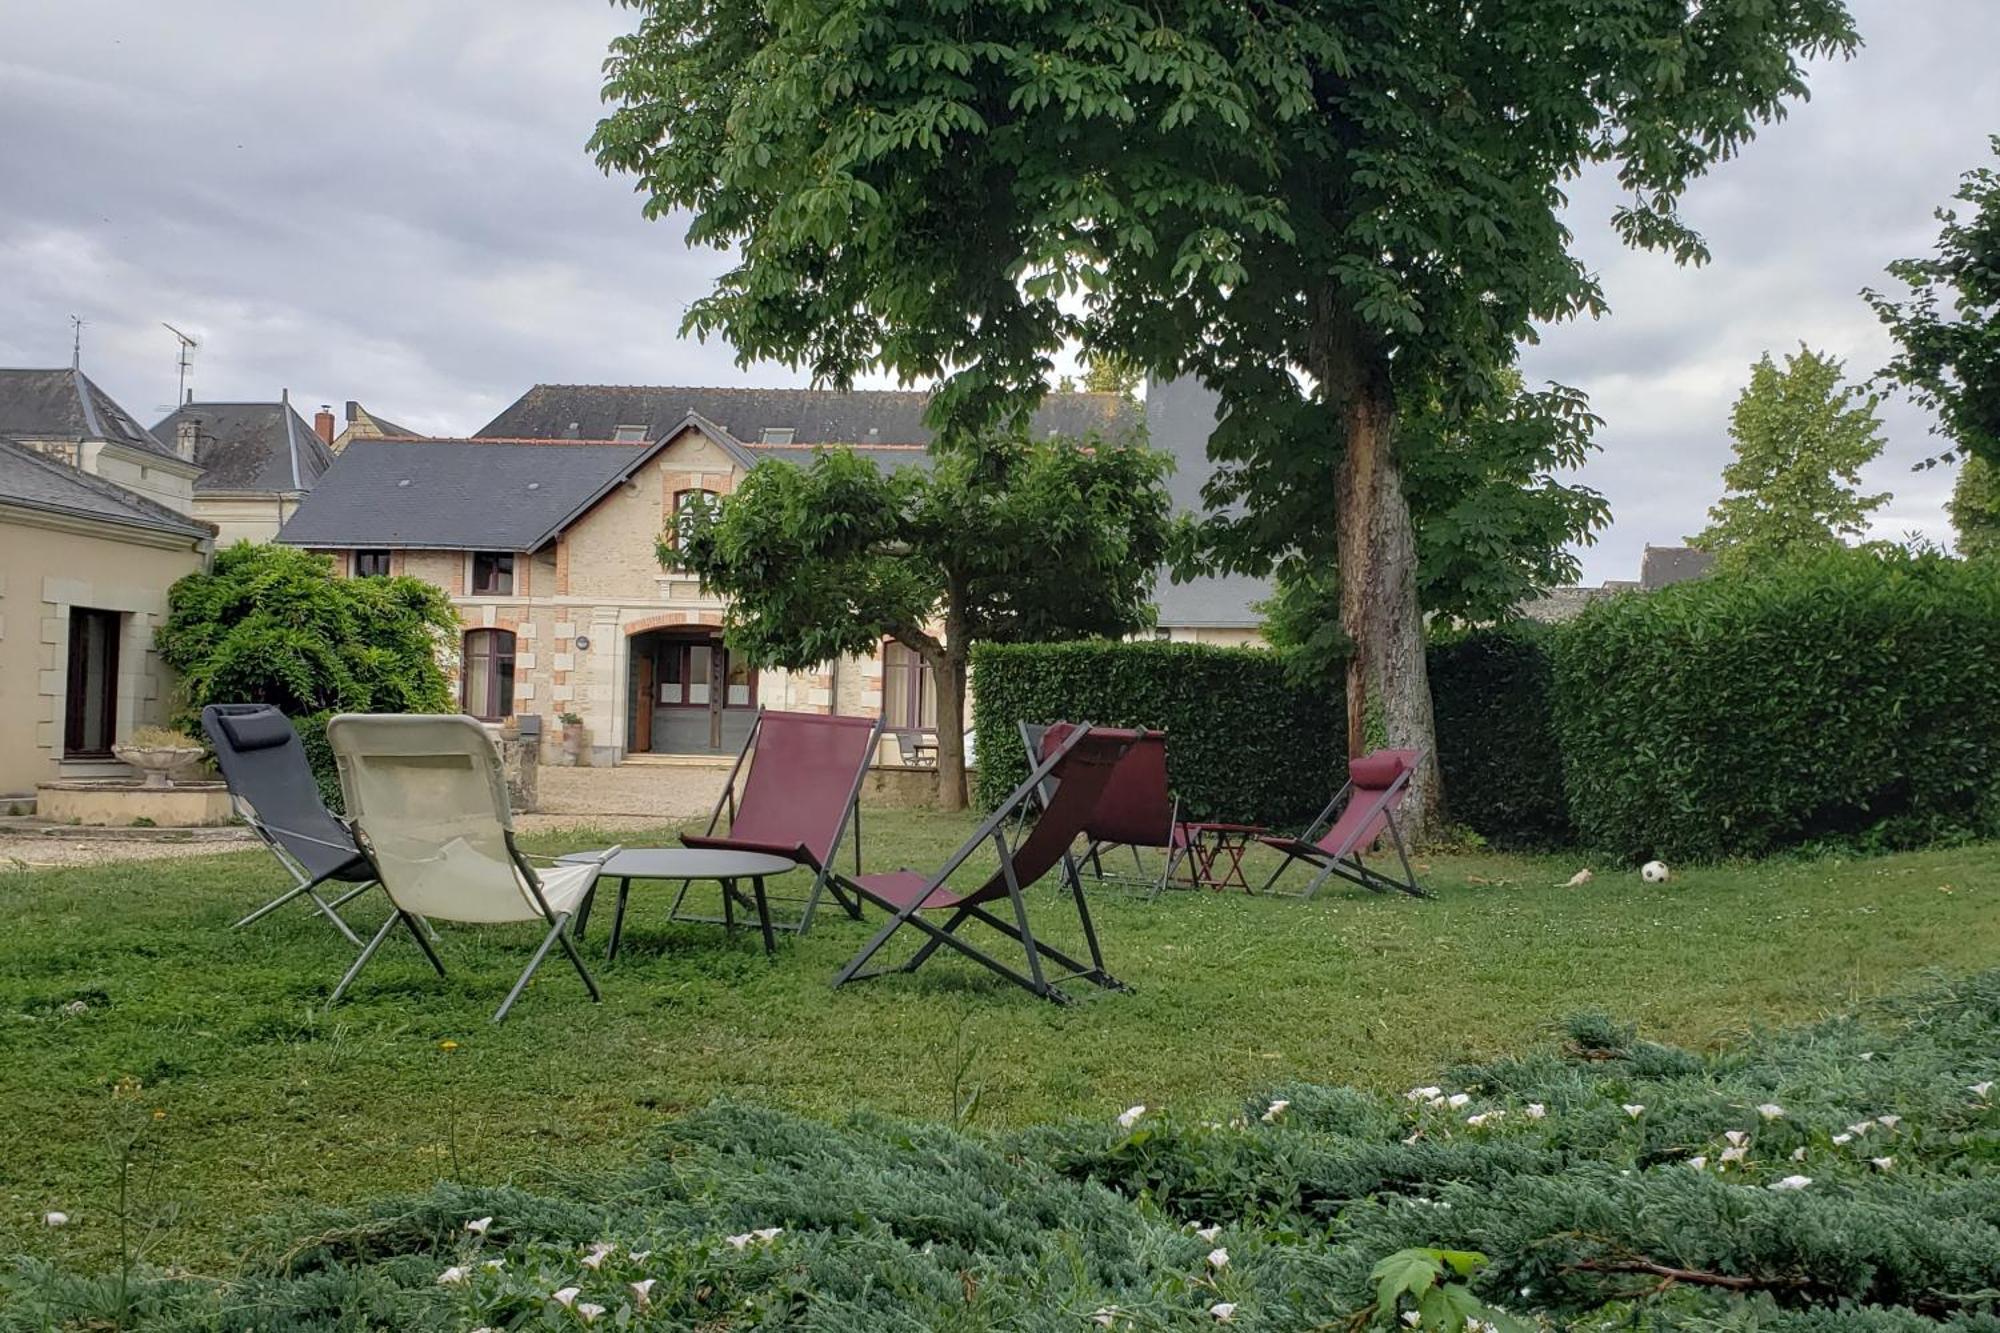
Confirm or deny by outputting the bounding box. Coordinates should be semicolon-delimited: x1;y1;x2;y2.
759;427;795;445
881;640;937;731
665;489;719;569
652;640;756;709
462;629;516;720
64;608;121;756
611;424;649;443
471;551;514;595
353;549;392;577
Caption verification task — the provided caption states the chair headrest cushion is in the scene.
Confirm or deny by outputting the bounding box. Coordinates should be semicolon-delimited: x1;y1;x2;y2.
218;709;295;752
1348;751;1409;790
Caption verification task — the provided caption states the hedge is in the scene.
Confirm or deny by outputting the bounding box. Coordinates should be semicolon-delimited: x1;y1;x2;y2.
1555;548;2000;861
970;640;1341;826
1427;624;1572;848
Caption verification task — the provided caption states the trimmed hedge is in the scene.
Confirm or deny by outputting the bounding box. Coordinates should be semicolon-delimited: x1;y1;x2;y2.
1428;624;1572;849
1555;548;2000;861
971;640;1341;826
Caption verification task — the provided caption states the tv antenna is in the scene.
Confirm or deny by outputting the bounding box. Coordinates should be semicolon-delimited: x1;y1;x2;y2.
163;323;198;404
70;315;86;368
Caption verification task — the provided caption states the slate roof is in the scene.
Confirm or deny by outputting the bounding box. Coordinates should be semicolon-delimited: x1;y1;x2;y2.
151;400;336;494
0;367;181;461
277;439;646;551
1145;375;1270;630
475;384;1139;445
1640;544;1716;589
0;436;211;541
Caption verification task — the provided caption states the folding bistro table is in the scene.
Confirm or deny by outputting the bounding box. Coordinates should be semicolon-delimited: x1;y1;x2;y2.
1172;822;1268;892
562;847;800;957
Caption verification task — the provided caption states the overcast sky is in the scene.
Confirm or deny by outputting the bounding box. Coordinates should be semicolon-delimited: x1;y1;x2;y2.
2;2;1995;582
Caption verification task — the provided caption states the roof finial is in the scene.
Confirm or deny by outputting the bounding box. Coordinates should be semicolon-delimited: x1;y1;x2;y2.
69;314;85;369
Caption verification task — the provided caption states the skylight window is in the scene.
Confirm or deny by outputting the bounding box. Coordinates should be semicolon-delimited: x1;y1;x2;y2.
611;424;649;443
760;427;796;445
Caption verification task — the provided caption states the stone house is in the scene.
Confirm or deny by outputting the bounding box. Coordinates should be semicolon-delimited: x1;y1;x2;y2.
279;385;1140;765
0;365;203;514
151;391;337;545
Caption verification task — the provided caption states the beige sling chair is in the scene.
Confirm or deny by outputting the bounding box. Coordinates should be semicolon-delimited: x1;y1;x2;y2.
326;714;617;1022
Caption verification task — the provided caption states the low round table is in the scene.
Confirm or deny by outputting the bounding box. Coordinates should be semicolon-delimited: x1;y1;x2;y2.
559;847;799;958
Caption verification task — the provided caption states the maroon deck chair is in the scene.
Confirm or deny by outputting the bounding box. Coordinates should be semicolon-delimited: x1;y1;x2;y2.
1036;722;1189;897
1257;748;1429;899
833;724;1136;1004
670;708;884;935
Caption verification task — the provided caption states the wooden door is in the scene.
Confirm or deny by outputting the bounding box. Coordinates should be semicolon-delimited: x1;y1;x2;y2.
633;647;654;753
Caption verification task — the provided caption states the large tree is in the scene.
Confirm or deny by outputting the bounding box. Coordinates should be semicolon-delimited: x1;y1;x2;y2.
592;0;1856;832
1866;135;2000;472
1691;346;1890;572
1950;454;2000;560
670;434;1172;809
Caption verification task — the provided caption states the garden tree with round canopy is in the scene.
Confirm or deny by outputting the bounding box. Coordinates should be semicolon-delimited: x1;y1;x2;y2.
665;435;1173;809
591;0;1859;834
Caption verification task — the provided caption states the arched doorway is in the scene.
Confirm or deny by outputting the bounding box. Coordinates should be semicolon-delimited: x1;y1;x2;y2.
627;628;758;754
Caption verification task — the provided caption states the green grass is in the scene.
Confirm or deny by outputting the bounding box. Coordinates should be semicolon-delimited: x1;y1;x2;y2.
3;810;1997;1273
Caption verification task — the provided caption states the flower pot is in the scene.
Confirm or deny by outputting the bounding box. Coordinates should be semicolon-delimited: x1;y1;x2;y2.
561;724;589;767
112;745;206;790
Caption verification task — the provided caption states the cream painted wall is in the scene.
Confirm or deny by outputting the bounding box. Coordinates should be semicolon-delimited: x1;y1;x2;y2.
83;443;199;514
197;494;299;547
0;513;206;795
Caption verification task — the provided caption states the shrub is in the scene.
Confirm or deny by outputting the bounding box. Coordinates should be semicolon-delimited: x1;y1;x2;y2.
971;640;1342;825
14;971;2000;1331
1427;625;1572;848
1554;547;2000;861
155;543;458;808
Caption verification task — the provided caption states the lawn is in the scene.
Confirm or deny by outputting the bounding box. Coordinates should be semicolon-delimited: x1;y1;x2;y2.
3;810;1997;1272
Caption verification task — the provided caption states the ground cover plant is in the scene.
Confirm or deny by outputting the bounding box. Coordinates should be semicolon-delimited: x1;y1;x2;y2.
5;810;1999;1288
7;954;1999;1328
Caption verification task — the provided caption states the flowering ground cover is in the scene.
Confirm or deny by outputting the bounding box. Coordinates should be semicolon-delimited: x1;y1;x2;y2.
2;811;1997;1302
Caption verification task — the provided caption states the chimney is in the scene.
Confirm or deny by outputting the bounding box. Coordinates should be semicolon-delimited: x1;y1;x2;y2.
344;399;360;424
175;418;199;462
314;406;335;445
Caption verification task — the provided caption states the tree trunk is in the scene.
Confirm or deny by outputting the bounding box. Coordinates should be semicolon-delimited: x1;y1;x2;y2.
1326;333;1443;842
929;648;969;811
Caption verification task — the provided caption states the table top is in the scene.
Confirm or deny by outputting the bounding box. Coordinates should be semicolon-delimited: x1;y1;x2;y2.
1178;821;1269;835
558;847;799;880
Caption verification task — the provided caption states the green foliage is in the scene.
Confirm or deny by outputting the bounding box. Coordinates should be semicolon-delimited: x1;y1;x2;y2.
1427;626;1572;850
1866;135;2000;470
1692;347;1891;573
154;543;457;806
1554;546;2000;862
16;967;2000;1331
971;639;1341;826
1950;455;2000;559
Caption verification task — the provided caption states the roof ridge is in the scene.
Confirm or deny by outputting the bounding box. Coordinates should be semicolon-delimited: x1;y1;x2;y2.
0;437;210;537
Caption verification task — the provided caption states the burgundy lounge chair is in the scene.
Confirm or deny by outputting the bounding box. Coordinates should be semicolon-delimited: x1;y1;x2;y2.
1034;722;1189;897
833;724;1136;1004
671;708;884;935
1256;748;1429;899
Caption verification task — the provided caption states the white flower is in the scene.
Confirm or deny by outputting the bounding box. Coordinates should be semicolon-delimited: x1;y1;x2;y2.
552;1287;581;1307
1406;1086;1443;1102
465;1216;492;1235
483;1259;504;1271
1688;1155;1708;1169
436;1266;470;1286
1261;1099;1290;1123
1525;1103;1547;1120
1757;1103;1785;1121
43;1211;68;1228
1720;1145;1749;1165
1195;1224;1222;1242
726;1233;753;1249
1877;1115;1901;1130
1622;1104;1645;1118
1207;1247;1230;1270
1833;1133;1853;1145
1447;1093;1471;1109
1769;1175;1812;1191
1118;1105;1146;1129
1466;1111;1500;1128
1093;1308;1120;1328
581;1243;615;1269
1401;1312;1422;1327
1791;1147;1808;1162
630;1278;656;1310
753;1227;783;1242
1972;1081;1995;1098
629;1250;651;1262
1723;1130;1750;1148
1871;1156;1895;1171
1859;1051;1875;1061
62;999;88;1016
1847;1121;1873;1137
576;1302;605;1324
1210;1303;1237;1322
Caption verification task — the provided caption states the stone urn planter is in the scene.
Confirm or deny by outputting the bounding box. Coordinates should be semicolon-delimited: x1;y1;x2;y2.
558;714;589;768
112;743;206;789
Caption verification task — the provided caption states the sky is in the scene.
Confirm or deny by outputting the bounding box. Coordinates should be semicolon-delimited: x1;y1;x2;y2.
1;2;1995;584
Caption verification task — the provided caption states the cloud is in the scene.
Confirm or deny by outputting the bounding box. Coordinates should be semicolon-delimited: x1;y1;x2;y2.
0;0;1995;575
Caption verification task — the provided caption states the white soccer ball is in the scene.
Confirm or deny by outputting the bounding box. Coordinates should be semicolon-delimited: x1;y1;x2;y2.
1640;860;1671;884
